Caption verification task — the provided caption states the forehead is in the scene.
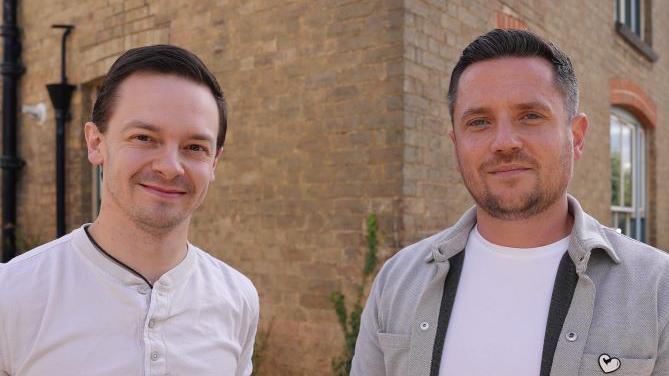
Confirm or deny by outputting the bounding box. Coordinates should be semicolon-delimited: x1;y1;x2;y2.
108;72;219;138
454;57;562;116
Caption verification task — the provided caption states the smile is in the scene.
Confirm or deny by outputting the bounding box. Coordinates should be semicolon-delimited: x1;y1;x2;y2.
488;165;532;177
139;184;187;199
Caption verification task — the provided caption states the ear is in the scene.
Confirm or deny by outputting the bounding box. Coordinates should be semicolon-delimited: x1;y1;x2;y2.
570;113;589;161
84;122;105;166
448;128;461;173
210;147;223;181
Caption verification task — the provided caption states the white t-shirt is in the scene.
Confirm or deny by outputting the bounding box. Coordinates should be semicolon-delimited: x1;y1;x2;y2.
439;226;569;376
0;225;259;376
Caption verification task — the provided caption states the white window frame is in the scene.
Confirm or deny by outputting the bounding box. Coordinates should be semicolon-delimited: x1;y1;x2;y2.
610;107;647;241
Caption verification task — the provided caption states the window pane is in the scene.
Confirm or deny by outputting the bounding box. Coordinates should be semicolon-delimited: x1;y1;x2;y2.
639;128;646;210
634;0;641;36
622;124;632;207
617;212;628;236
611;118;622;206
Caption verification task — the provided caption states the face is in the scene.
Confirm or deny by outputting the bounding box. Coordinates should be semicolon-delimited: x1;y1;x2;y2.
85;73;221;231
450;57;588;220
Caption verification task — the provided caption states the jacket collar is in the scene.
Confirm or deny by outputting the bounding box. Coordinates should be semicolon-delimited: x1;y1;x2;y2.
425;194;620;268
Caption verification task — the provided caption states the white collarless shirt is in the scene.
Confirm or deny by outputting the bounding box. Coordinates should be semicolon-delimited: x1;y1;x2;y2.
0;225;259;376
439;226;569;376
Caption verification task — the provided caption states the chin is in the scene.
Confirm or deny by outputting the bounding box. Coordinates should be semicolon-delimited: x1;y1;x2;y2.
477;191;541;220
131;207;190;230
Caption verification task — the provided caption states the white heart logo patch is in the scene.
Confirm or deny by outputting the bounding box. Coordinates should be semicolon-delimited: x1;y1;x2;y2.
598;354;621;373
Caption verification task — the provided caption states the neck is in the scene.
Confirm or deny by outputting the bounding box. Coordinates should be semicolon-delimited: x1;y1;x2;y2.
88;208;190;284
476;195;573;248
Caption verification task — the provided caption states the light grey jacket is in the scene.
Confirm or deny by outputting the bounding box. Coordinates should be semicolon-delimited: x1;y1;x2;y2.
352;196;669;375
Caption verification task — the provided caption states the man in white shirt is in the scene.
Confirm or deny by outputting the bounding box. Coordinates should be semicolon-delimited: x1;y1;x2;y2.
0;45;259;376
352;29;669;375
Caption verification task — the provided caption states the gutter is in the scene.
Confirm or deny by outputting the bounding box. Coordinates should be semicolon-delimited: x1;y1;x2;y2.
1;0;24;262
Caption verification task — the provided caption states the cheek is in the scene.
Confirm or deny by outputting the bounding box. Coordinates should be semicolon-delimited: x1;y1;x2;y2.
189;162;216;187
455;143;484;170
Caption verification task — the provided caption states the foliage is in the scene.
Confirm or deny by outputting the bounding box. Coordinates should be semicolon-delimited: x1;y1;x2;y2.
330;213;379;376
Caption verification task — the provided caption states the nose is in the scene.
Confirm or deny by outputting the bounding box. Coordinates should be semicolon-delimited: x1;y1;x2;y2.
152;145;185;180
490;118;522;154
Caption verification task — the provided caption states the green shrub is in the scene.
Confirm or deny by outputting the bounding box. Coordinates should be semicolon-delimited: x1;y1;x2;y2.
330;213;379;375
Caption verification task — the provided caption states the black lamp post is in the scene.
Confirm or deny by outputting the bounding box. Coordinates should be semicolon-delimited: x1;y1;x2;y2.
46;24;75;237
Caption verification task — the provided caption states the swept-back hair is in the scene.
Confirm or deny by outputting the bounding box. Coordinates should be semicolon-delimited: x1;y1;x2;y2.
91;44;227;150
447;29;578;121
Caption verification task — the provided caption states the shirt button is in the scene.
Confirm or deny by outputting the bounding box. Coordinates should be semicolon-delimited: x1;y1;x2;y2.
566;332;578;342
137;285;149;295
148;319;155;328
419;322;429;331
151;352;159;361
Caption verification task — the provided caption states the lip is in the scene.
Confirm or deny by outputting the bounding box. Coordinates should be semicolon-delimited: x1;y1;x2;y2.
139;184;187;199
488;165;532;176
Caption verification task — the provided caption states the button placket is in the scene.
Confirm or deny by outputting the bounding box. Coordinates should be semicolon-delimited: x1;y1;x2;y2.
146;281;169;375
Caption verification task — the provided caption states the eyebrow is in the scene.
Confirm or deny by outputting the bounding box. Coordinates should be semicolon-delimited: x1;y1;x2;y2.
122;120;160;133
459;107;491;122
122;120;216;145
512;101;553;113
459;101;554;122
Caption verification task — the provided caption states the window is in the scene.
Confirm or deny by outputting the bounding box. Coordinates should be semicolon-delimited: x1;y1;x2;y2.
81;78;104;219
610;108;647;241
614;0;657;62
616;0;643;38
93;165;102;216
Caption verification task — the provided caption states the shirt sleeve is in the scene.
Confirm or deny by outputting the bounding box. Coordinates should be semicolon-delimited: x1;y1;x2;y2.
237;283;259;376
0;265;10;375
351;274;386;376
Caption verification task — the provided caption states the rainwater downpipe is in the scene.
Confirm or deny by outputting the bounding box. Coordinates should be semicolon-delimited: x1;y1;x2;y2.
1;0;25;262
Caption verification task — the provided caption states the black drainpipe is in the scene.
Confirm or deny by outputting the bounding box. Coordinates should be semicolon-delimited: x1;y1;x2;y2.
1;0;25;262
46;24;74;238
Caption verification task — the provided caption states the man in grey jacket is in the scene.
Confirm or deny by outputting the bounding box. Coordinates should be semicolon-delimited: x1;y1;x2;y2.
352;29;669;376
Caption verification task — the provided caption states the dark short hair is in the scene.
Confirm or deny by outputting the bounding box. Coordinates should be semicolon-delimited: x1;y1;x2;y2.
447;29;578;121
91;44;227;150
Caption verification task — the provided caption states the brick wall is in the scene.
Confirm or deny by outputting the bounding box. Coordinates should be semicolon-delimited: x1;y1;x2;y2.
190;1;405;373
3;0;669;374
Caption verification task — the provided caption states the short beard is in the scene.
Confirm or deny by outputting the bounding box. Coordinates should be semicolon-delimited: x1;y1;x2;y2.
478;183;563;220
458;136;572;221
104;166;195;235
132;204;189;234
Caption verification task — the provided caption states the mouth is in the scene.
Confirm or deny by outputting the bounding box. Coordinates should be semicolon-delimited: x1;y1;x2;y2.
139;184;187;199
488;165;532;176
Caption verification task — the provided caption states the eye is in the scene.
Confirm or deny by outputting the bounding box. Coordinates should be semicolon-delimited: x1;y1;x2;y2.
133;134;153;142
521;112;543;121
466;118;490;128
187;144;209;153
